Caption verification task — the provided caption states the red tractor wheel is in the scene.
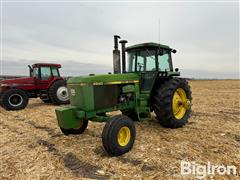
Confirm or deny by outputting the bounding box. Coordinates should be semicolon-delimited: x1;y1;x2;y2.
1;89;29;111
49;80;69;105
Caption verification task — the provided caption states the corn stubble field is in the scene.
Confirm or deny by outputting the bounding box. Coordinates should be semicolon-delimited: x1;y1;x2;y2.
0;80;239;179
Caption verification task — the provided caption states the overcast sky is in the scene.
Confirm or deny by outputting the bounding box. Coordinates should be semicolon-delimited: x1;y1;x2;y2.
1;1;239;78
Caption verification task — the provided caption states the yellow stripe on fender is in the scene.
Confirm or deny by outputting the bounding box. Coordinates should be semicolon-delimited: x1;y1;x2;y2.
68;80;139;86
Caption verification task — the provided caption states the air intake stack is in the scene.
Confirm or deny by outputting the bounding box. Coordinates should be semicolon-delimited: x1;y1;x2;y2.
119;40;128;73
113;35;121;74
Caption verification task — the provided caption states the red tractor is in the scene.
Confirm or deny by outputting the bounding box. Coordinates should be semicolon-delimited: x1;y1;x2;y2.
0;63;69;111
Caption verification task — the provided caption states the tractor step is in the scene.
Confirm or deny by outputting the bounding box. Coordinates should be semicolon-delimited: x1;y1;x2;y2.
39;90;49;100
137;107;151;121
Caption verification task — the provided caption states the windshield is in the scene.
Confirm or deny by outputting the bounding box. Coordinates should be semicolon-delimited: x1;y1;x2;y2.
127;49;156;72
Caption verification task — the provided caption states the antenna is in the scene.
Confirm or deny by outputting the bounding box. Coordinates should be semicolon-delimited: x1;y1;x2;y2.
158;18;160;46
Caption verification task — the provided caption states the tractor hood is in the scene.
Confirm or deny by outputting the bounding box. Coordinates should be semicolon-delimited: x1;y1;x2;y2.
67;73;139;111
68;73;139;85
1;77;34;86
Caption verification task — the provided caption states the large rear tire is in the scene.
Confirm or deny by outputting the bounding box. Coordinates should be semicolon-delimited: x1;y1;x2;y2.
102;115;135;156
49;80;69;105
152;78;192;128
1;89;29;111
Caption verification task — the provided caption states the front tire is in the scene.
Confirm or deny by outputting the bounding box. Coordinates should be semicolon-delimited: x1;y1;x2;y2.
152;78;192;128
102;115;135;156
60;119;88;135
1;89;29;111
49;80;69;105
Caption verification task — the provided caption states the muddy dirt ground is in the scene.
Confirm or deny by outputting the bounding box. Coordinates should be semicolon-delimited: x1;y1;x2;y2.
0;80;239;179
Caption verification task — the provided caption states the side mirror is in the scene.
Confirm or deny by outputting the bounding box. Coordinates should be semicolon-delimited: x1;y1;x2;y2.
172;49;177;53
175;68;179;72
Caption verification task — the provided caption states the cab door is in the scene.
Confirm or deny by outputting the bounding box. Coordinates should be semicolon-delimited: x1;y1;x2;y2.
36;66;54;90
136;50;158;92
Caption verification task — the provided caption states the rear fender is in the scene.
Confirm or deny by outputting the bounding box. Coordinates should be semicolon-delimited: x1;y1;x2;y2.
150;71;180;94
47;77;65;89
1;86;25;94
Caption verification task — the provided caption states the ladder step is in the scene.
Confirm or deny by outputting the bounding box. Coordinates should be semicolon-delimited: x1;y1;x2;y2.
137;107;151;121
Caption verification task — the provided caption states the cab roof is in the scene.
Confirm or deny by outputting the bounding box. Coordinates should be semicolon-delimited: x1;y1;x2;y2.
32;63;61;68
126;42;171;51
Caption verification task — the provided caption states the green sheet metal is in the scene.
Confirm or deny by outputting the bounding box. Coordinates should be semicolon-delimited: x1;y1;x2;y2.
68;73;139;85
55;106;84;129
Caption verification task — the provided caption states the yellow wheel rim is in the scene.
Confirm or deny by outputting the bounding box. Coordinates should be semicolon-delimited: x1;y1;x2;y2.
172;88;190;120
117;126;131;147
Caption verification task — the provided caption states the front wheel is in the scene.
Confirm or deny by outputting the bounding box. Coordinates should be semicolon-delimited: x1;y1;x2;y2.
60;119;88;135
1;89;29;111
152;78;192;128
102;115;135;156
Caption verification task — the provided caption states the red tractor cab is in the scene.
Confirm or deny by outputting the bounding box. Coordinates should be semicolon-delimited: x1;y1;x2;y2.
0;63;69;111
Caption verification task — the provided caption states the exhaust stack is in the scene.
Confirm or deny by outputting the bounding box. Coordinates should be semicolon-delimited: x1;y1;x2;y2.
119;40;128;73
113;35;121;74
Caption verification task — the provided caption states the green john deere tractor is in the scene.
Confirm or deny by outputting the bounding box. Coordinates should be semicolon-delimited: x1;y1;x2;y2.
55;35;192;156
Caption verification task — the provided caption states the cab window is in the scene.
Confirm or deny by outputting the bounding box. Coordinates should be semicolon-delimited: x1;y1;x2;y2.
127;51;136;72
158;50;171;71
40;67;52;80
136;51;145;71
51;67;60;77
136;50;156;72
145;50;156;71
32;67;39;78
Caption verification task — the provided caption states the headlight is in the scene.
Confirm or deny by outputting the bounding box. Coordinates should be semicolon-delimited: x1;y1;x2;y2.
70;89;76;96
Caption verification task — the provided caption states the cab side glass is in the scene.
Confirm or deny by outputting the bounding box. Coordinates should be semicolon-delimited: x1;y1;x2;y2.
127;51;136;72
41;67;51;80
136;51;145;71
52;67;60;77
158;50;171;71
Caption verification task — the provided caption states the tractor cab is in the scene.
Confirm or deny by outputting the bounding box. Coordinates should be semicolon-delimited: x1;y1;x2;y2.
124;43;179;92
123;42;179;93
113;36;179;92
29;63;61;80
125;43;175;73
